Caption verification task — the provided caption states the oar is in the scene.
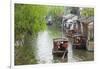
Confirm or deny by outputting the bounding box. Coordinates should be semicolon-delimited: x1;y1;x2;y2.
61;49;67;61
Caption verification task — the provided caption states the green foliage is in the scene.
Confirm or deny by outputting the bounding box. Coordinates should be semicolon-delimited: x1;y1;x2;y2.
48;6;64;26
15;4;48;40
81;8;94;17
15;45;37;65
49;6;64;16
14;4;64;65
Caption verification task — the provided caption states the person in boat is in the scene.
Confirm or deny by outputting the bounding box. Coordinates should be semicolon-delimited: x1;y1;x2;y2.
56;41;64;50
56;41;61;50
59;41;68;51
55;41;68;51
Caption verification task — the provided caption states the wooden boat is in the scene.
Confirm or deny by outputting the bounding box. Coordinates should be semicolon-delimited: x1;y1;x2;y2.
72;34;86;49
52;38;68;57
66;30;75;38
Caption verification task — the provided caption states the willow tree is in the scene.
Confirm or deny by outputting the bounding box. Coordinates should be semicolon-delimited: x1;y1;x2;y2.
15;4;48;44
80;8;94;17
15;4;49;65
48;6;64;27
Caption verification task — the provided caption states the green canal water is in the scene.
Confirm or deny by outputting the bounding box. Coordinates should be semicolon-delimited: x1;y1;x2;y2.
15;26;94;65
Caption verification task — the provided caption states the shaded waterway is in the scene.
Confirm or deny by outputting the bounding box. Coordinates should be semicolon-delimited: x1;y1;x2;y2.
33;26;94;64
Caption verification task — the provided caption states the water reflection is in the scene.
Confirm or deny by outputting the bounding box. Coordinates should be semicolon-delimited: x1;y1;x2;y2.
67;42;80;62
36;31;53;63
72;49;94;61
33;27;93;64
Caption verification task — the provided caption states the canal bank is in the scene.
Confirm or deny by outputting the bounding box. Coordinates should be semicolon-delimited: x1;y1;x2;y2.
15;25;94;65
